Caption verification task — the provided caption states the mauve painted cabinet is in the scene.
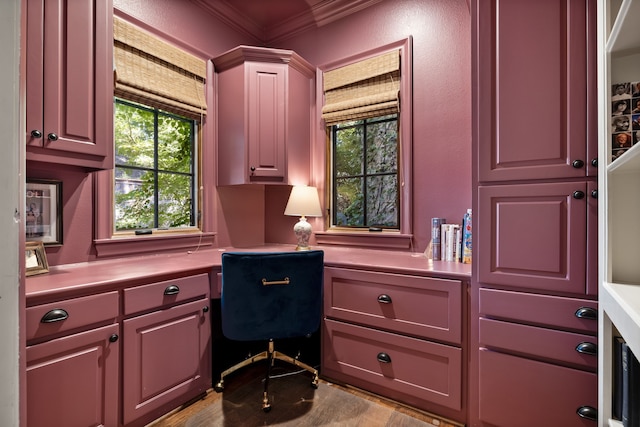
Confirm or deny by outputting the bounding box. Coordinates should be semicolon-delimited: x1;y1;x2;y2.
213;46;315;186
26;293;120;427
25;0;113;170
471;0;598;426
321;267;467;423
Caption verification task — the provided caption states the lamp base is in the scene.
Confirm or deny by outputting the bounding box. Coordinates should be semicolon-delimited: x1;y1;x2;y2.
293;216;312;251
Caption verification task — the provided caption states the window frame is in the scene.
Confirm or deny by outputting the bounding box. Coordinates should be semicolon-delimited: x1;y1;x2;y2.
94;17;216;258
314;37;413;250
113;98;198;233
330;115;400;229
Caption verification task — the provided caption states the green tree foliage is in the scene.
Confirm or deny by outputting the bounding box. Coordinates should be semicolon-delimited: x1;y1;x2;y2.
333;116;398;228
114;101;195;231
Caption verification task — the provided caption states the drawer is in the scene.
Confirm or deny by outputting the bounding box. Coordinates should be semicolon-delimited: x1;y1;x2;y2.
26;291;119;342
324;267;463;344
322;318;462;411
479;288;597;334
479;349;597;427
124;273;210;315
479;318;597;370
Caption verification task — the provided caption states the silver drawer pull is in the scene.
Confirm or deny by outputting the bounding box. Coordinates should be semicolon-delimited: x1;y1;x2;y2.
164;285;180;295
377;294;392;304
41;309;69;323
576;405;597;421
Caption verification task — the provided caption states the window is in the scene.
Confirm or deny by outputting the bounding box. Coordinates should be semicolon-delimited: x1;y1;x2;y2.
317;38;412;249
114;99;197;231
331;114;399;229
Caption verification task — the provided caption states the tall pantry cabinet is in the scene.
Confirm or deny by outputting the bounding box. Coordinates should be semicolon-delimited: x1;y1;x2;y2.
598;1;640;426
471;1;598;426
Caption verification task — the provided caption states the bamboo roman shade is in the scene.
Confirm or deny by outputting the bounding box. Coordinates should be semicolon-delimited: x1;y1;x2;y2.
322;50;400;125
114;17;207;120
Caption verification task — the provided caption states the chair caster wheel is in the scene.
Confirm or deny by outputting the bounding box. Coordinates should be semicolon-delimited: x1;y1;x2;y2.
263;403;271;413
214;381;224;393
311;375;319;389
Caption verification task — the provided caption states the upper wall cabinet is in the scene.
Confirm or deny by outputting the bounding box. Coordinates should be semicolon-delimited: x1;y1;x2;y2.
213;46;315;186
475;0;597;183
25;0;114;170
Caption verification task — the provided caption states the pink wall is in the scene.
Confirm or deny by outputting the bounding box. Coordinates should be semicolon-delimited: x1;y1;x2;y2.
266;0;472;252
31;0;471;265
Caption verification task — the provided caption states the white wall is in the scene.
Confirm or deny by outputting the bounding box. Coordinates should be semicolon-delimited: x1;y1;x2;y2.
0;0;23;425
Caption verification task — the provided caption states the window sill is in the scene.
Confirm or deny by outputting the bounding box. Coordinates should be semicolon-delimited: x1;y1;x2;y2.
94;232;216;258
314;230;413;250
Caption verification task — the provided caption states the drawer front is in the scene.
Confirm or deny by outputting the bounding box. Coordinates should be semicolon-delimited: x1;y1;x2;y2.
479;318;597;370
479;349;597;427
124;273;210;315
479;288;597;334
322;318;462;411
324;267;463;344
26;291;119;342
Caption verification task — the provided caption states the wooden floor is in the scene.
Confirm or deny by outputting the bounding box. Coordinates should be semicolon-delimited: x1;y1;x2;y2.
148;363;463;427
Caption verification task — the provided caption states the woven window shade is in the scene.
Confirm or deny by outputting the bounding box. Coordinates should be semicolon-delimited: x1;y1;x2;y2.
114;17;207;120
322;50;400;125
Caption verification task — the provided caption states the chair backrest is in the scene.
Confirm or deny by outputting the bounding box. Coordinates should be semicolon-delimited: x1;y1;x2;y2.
220;250;324;341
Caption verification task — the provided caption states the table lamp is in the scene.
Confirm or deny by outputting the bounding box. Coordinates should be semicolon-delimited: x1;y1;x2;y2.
284;185;323;250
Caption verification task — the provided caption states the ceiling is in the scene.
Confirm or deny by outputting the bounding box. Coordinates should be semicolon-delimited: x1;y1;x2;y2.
190;0;384;43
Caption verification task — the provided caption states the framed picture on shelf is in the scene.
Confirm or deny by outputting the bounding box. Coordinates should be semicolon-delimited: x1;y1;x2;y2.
25;241;49;277
26;179;62;245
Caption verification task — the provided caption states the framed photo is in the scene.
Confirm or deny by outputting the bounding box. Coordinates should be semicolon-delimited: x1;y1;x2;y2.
25;241;49;277
26;179;62;245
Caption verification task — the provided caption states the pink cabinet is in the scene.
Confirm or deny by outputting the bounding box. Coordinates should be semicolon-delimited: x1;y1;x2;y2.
477;181;596;296
26;292;120;427
25;0;113;170
321;267;466;423
474;0;597;182
471;0;598;425
122;274;211;427
213;46;315;185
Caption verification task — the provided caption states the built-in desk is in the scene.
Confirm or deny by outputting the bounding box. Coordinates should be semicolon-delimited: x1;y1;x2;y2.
25;245;471;427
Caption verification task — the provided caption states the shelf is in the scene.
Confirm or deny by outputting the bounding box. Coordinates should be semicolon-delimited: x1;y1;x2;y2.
608;0;640;53
602;281;640;358
609;418;623;427
607;141;640;174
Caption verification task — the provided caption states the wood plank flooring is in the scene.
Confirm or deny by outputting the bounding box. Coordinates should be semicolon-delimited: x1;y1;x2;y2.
148;363;463;427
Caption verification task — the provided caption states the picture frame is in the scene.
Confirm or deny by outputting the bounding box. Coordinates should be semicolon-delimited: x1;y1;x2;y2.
25;241;49;277
26;179;62;245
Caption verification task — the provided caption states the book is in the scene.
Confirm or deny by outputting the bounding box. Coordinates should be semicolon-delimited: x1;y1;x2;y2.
622;341;640;427
431;218;445;260
615;336;625;420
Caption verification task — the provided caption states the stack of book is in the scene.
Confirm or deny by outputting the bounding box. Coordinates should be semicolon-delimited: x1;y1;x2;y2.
429;211;472;263
614;337;640;426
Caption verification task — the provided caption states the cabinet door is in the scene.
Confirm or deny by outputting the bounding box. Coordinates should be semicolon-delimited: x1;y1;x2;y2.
478;181;588;294
247;62;286;182
26;324;119;427
478;349;597;426
122;297;211;426
475;0;596;182
26;0;113;169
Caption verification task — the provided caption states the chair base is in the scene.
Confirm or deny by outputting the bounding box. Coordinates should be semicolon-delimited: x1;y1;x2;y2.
214;339;318;412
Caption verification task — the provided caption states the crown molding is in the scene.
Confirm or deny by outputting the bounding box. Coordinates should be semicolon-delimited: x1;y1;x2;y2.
191;0;384;44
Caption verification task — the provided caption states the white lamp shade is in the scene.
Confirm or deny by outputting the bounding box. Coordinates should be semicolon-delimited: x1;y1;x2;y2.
284;186;322;217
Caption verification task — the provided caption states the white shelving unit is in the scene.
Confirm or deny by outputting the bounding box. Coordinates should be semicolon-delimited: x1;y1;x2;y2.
599;1;640;425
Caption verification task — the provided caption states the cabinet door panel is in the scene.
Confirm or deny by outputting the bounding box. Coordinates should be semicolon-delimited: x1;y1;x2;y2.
478;182;587;294
122;297;211;425
478;349;596;427
26;0;113;169
248;62;286;181
27;324;119;427
475;0;594;182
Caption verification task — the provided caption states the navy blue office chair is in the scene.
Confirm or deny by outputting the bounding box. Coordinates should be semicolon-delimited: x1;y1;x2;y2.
214;250;324;412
